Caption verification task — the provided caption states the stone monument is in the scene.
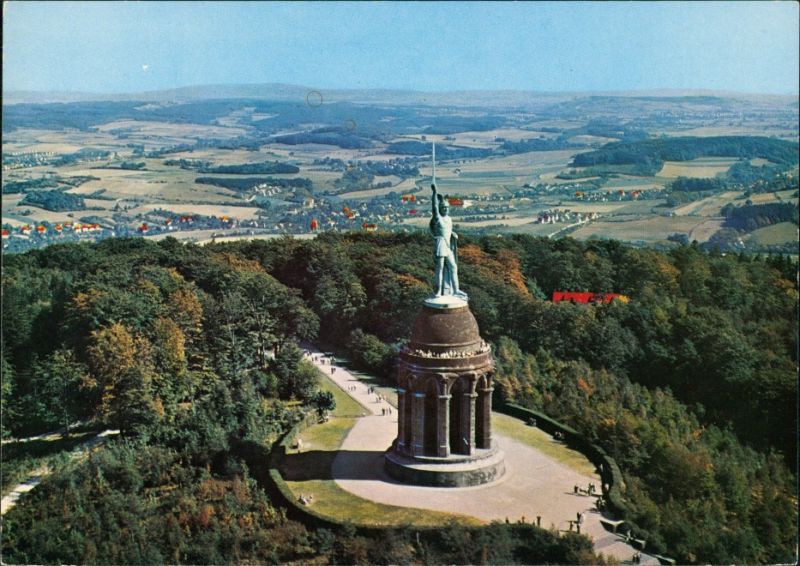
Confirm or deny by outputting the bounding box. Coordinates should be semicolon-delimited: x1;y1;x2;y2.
384;176;505;487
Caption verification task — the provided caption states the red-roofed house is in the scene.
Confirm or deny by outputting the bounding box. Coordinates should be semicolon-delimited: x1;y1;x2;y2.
552;291;629;304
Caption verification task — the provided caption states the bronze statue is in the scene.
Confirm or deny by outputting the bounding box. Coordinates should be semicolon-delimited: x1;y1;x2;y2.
430;183;466;299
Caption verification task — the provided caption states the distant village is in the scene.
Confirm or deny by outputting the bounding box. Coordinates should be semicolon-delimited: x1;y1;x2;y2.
2;183;607;254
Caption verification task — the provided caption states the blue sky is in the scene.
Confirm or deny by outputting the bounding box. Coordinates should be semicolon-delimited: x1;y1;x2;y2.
3;1;798;94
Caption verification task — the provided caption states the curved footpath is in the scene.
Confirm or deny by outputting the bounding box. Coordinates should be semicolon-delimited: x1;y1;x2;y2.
1;429;119;516
303;347;657;565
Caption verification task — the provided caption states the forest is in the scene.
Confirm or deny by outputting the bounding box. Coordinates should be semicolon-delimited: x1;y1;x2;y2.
2;177;61;194
721;201;798;231
1;237;603;565
19;189;86;212
271;130;375;149
1;233;796;564
2;99;512;146
197;161;300;175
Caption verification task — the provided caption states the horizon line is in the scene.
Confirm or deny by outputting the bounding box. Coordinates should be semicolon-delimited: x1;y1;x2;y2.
3;82;799;99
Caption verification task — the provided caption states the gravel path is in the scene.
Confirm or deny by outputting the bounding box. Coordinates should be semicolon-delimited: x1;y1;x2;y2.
304;346;658;565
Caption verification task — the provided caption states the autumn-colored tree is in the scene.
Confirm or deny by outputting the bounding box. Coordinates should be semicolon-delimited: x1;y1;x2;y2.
86;323;159;434
151;317;189;413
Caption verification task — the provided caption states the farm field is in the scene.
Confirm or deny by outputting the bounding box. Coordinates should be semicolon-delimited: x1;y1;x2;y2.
94;119;248;139
672;191;742;216
551;200;659;215
454;215;539;228
413;149;588;196
3;94;797;253
570;216;719;243
656;157;739;179
656;125;798;140
748;189;797;203
566;134;617;145
744;222;798;246
422;127;563;148
339;178;421;199
131;203;264;220
601;177;666;191
494;221;570;237
3;128;124;152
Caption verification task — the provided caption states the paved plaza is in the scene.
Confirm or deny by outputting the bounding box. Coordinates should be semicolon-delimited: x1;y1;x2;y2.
303;347;658;564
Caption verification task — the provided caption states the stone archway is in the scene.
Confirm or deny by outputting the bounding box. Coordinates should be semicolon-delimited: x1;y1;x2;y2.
423;379;439;456
475;374;493;449
449;377;476;455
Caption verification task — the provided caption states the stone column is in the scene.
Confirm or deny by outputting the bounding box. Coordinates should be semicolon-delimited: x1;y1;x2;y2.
437;394;451;457
396;387;407;453
411;392;426;457
477;385;493;449
459;392;478;455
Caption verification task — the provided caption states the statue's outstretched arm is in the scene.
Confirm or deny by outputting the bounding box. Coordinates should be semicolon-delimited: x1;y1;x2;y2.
431;184;440;218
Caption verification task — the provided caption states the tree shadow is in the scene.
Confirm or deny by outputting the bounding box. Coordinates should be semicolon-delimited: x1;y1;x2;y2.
281;448;398;482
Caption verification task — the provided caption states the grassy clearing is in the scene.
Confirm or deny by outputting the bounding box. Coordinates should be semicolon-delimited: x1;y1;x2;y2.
1;432;96;495
284;477;481;527
493;413;596;477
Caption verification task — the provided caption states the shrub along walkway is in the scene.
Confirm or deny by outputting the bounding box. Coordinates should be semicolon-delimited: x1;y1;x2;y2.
303;346;658;565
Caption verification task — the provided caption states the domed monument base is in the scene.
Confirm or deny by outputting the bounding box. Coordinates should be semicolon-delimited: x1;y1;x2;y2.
384;298;505;487
385;442;505;488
